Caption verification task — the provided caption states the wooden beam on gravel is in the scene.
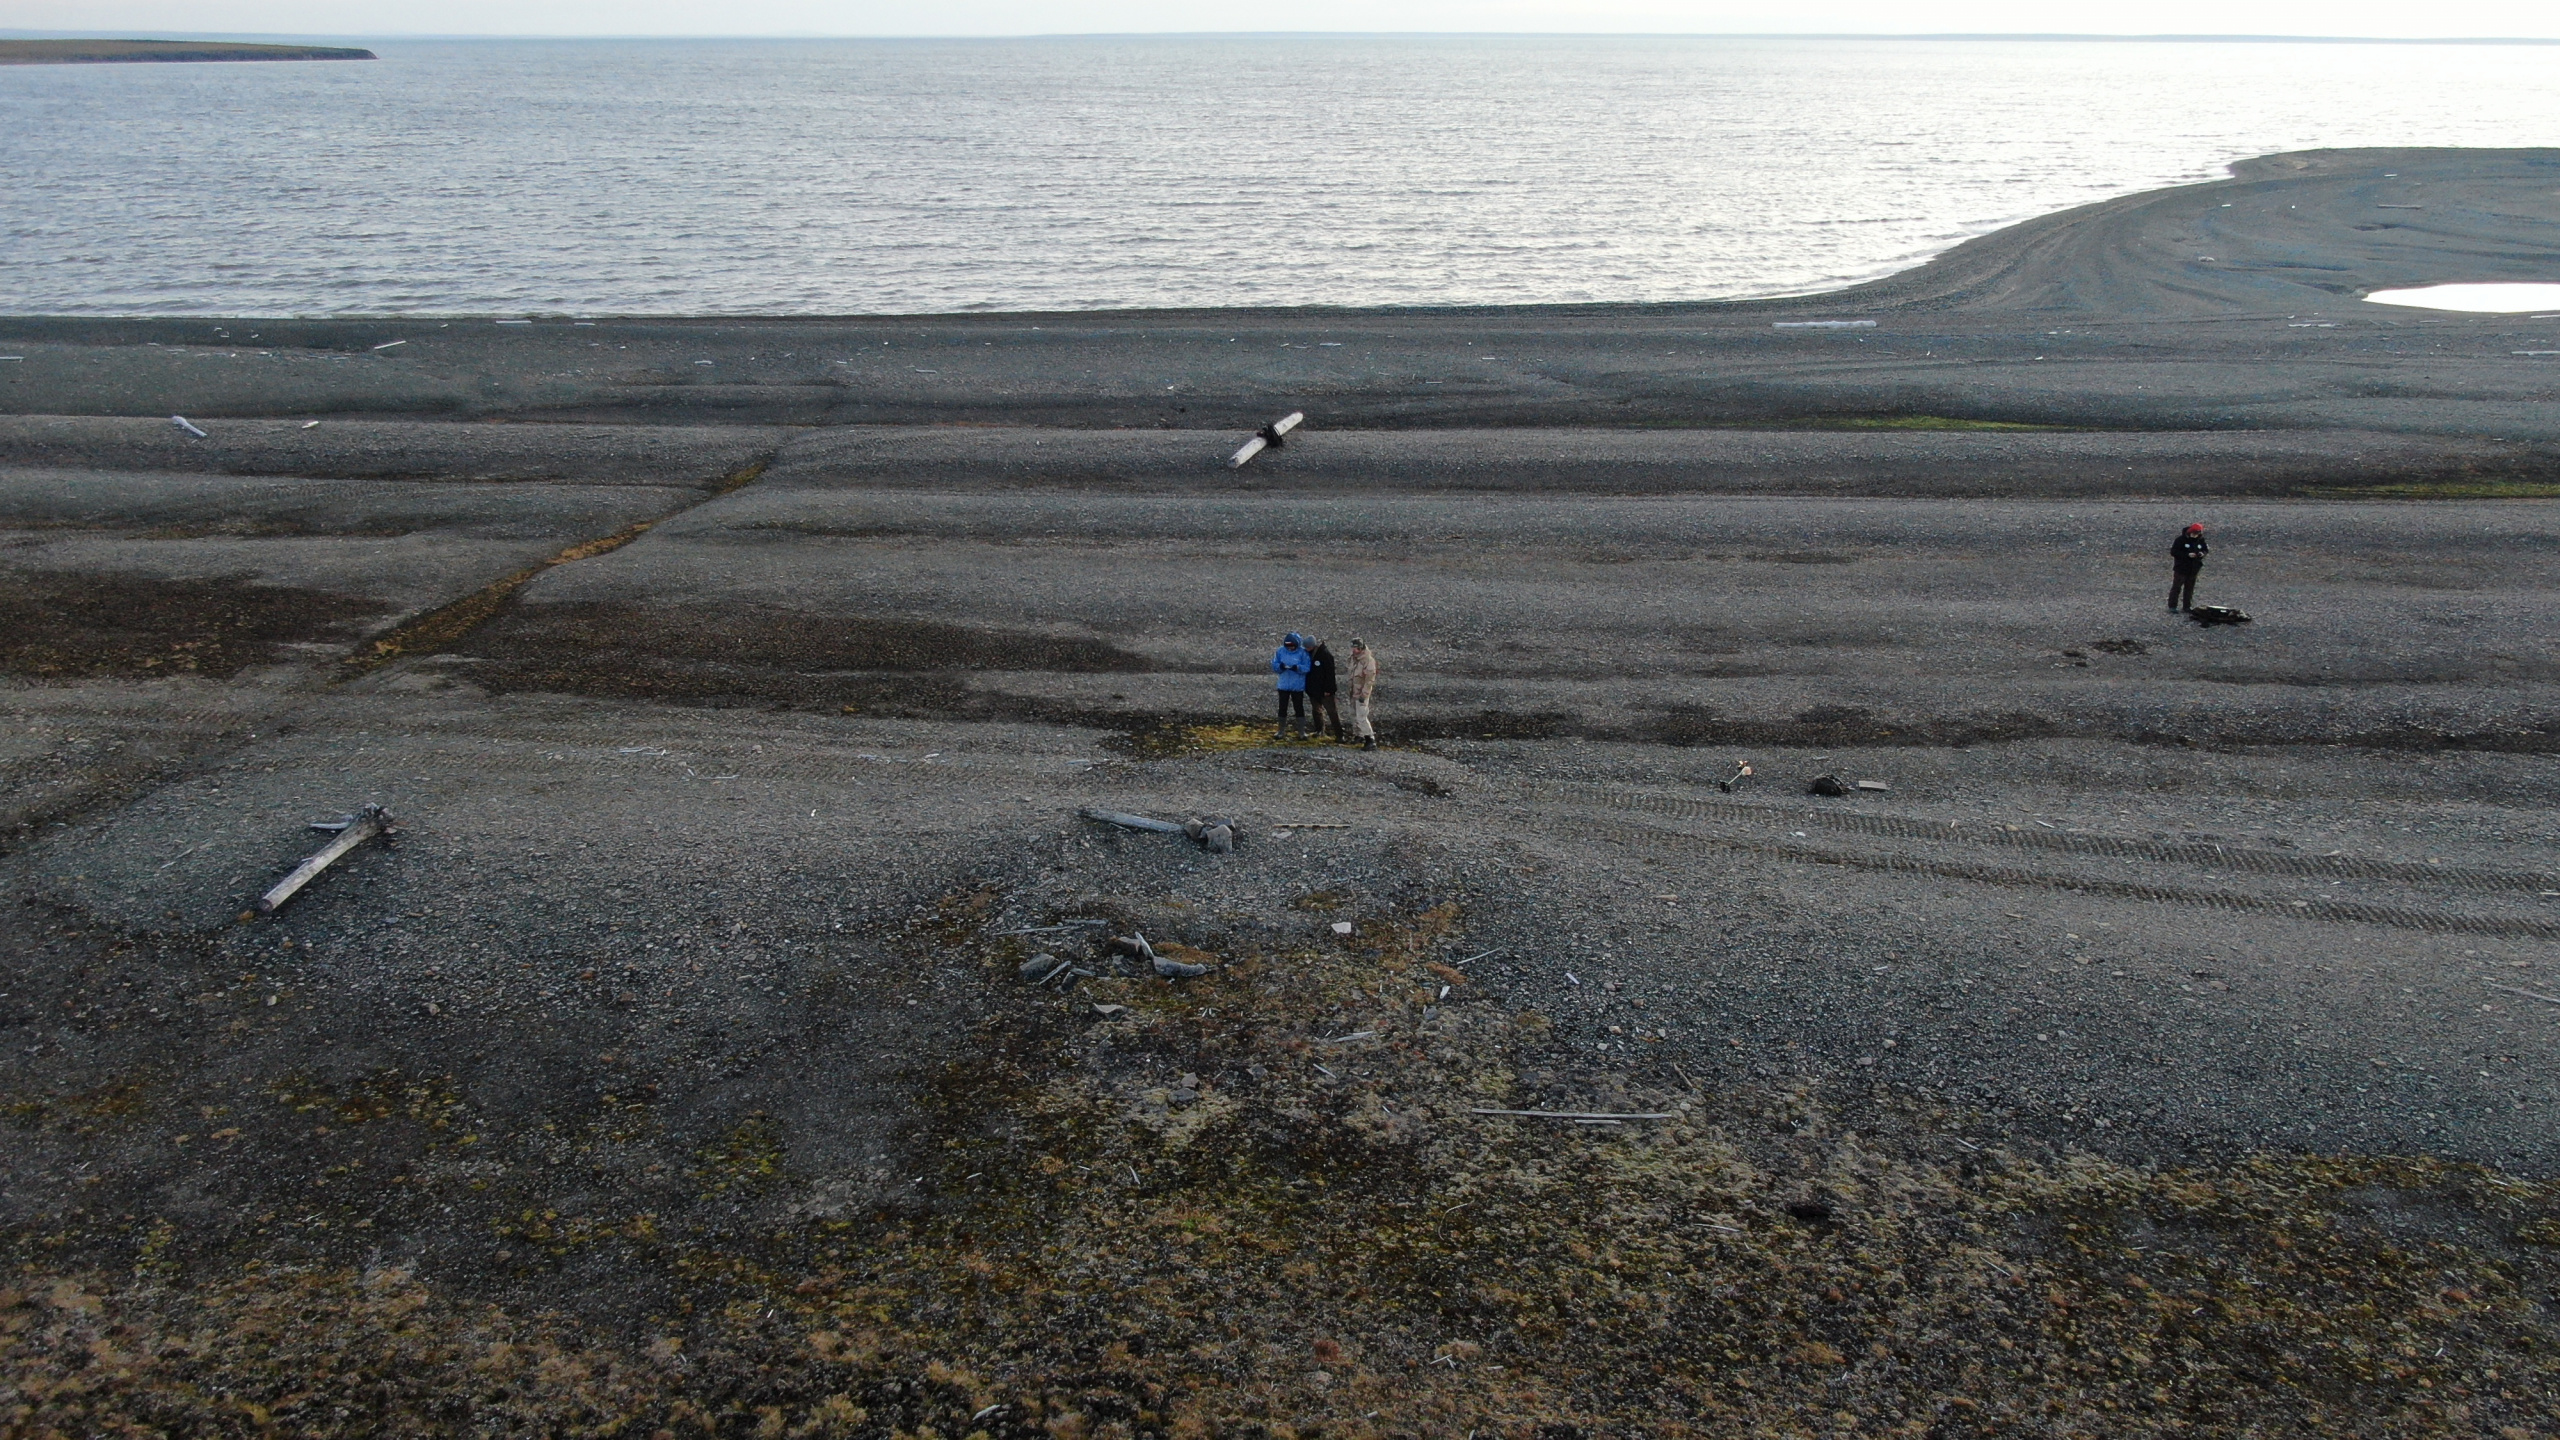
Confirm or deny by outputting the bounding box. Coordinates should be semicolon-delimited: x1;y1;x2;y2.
254;805;392;915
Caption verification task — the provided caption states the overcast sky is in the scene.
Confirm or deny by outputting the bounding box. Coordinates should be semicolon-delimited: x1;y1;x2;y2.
6;0;2557;38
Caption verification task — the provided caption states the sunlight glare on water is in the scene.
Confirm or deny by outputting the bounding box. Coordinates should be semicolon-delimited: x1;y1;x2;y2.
2364;283;2560;313
4;36;2558;315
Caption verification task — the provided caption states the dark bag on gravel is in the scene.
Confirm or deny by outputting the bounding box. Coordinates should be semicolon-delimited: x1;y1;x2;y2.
2189;605;2252;626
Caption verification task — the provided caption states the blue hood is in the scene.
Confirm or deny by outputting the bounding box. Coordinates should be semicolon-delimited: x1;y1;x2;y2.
1271;639;1312;690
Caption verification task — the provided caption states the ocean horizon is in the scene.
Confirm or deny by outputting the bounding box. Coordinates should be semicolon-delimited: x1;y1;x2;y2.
13;29;2560;42
4;34;2555;316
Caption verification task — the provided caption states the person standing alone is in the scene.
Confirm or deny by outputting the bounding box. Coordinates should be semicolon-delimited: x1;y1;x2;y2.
1345;638;1380;750
1306;640;1342;740
2169;522;2209;612
1271;632;1311;736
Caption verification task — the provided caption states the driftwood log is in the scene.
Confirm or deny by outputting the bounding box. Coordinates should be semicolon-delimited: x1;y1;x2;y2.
256;805;392;915
1079;807;1185;834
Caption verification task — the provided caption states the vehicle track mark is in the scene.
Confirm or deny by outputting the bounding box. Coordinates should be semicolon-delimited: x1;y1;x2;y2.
345;455;774;673
1548;782;2559;898
1541;809;2560;941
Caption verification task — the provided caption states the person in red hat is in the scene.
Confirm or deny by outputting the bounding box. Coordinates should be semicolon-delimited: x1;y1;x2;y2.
2169;522;2209;611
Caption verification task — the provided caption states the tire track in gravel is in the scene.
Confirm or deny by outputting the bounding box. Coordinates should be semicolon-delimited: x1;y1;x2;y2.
344;452;778;673
1545;781;2560;898
4;452;787;848
1531;795;2560;941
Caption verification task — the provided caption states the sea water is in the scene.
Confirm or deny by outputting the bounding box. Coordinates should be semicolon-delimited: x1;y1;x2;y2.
3;35;2555;316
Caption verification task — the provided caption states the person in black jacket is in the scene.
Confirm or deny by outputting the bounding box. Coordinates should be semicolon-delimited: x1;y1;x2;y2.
1306;641;1342;740
2169;522;2209;611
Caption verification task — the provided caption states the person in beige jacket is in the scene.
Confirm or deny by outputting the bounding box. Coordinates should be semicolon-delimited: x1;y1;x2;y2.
1345;639;1380;750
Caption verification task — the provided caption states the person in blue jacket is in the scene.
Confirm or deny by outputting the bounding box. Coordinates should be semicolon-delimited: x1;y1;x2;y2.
1271;632;1312;737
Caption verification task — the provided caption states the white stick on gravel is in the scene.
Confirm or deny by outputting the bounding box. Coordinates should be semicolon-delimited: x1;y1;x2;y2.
2488;982;2560;1006
1229;410;1303;468
1469;1108;1678;1121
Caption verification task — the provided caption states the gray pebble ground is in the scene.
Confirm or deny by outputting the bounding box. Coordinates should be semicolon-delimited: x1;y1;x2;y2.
0;146;2553;1305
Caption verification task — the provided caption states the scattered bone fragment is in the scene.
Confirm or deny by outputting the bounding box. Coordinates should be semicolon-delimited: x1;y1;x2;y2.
1182;816;1237;852
1121;933;1219;978
1103;930;1222;976
1467;1108;1677;1121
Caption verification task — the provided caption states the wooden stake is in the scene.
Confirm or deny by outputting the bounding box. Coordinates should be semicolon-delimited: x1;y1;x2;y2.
255;805;390;915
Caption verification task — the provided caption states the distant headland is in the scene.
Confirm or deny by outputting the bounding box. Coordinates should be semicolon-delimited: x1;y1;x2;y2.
0;39;377;64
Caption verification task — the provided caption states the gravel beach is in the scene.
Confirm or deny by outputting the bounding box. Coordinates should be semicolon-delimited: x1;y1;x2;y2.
2;147;2555;1437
